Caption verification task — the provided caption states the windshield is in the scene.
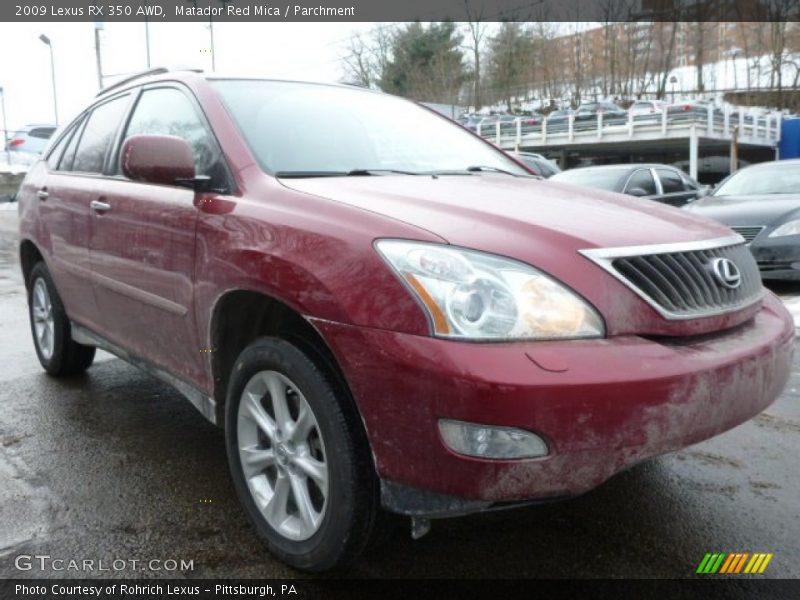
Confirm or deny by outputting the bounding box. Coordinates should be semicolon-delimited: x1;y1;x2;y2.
715;163;800;196
551;168;627;191
211;80;529;177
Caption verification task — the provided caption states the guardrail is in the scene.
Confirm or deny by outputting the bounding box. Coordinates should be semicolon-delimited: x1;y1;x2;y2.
476;105;783;149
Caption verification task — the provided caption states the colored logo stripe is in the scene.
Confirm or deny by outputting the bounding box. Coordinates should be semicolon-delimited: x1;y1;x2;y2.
697;553;773;574
697;553;726;574
744;553;773;574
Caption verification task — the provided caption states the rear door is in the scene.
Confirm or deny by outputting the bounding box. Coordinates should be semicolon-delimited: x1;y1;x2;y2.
34;95;132;331
88;84;231;386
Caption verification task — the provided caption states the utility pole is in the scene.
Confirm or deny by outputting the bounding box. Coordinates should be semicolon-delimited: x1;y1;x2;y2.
209;17;215;71
145;18;151;68
94;22;104;90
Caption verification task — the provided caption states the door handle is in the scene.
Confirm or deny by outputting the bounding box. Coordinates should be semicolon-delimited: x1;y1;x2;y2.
36;188;49;201
90;200;111;214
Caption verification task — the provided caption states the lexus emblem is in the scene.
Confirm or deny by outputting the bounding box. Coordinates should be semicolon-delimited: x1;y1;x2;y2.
710;258;742;289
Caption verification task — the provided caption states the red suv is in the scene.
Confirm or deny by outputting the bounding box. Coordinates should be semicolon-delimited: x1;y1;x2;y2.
18;69;793;571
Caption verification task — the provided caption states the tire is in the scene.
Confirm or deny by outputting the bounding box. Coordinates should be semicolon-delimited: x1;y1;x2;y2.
27;262;95;376
225;337;379;572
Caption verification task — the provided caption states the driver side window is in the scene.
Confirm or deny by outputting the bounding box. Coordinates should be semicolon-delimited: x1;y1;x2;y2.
120;87;227;187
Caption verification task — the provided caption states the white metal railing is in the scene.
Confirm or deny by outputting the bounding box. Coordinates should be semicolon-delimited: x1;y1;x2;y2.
475;106;783;149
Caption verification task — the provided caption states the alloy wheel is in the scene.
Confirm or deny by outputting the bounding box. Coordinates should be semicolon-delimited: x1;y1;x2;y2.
32;277;55;360
237;370;328;541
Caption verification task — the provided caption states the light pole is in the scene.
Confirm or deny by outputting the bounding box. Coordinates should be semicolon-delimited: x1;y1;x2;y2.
144;18;151;68
94;22;104;91
38;34;59;124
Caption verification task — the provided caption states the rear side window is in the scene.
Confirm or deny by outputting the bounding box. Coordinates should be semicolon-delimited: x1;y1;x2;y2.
58;117;88;172
46;120;81;170
71;95;130;174
122;87;224;182
625;169;657;195
656;168;685;194
29;127;55;139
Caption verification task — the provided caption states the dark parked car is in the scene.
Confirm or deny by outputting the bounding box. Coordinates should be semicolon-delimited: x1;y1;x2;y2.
6;124;57;154
685;159;800;280
629;100;667;118
550;164;703;206
457;113;482;132
477;113;517;134
545;108;575;123
512;151;561;178
17;69;792;572
574;101;627;121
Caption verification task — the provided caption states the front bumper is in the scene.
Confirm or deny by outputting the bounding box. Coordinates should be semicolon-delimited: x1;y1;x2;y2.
750;237;800;280
311;293;794;514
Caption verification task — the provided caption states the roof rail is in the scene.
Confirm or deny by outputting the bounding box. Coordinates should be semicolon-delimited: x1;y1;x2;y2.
96;67;203;97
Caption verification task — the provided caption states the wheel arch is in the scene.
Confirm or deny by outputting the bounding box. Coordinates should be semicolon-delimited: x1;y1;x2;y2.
208;289;368;450
19;238;45;290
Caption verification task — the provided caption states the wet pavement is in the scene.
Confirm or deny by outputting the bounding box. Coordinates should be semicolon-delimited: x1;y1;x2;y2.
0;208;798;580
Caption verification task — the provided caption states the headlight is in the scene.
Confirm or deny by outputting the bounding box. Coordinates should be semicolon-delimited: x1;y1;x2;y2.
769;219;800;238
375;240;604;341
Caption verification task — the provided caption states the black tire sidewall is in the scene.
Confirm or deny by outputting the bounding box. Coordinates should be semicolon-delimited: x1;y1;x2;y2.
224;337;370;572
28;262;69;374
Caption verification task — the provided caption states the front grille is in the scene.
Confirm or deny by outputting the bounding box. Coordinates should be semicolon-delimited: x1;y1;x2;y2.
581;237;763;320
730;225;765;244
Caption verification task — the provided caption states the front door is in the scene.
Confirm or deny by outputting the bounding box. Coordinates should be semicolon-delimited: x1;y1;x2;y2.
88;84;230;387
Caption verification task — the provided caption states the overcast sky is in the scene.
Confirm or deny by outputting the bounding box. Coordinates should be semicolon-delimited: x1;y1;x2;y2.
0;21;378;131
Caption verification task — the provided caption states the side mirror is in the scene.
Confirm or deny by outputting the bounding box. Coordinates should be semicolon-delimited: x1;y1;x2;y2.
121;134;197;188
626;187;649;197
700;184;715;197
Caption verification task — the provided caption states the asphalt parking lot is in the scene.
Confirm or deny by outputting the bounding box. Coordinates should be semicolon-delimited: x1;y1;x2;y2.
0;207;798;581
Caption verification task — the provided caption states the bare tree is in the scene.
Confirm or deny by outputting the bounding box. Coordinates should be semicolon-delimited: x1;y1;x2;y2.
342;33;374;87
463;1;488;110
340;25;395;89
656;22;679;99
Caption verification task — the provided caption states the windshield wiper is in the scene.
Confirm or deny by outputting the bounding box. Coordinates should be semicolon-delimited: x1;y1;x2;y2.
275;169;422;178
346;168;422;176
274;171;348;178
465;165;524;177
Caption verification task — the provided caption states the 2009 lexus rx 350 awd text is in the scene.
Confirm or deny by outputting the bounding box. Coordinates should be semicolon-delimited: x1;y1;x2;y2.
17;70;793;571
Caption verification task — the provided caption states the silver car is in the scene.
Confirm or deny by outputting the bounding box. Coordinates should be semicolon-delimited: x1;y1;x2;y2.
5;124;56;154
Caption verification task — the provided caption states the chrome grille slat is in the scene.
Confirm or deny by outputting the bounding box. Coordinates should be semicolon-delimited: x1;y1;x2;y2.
651;254;697;310
580;236;764;320
662;254;703;308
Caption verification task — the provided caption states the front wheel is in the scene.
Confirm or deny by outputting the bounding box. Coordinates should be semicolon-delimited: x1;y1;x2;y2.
225;337;379;571
27;262;95;376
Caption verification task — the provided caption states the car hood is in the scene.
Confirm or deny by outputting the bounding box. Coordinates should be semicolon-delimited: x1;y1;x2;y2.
686;194;800;227
282;174;732;253
281;175;757;337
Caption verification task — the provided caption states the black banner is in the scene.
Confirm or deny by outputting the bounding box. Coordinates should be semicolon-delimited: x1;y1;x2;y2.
2;578;800;600
3;0;800;23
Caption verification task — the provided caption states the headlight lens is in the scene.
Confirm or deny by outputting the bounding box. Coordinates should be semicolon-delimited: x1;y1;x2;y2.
375;240;604;340
769;219;800;238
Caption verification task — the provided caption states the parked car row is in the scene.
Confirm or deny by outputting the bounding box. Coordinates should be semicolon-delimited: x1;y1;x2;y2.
548;157;800;281
464;98;767;138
